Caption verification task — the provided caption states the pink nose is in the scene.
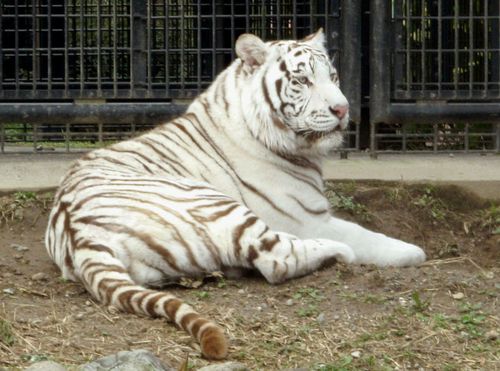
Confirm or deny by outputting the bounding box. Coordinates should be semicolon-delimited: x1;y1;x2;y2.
330;104;349;120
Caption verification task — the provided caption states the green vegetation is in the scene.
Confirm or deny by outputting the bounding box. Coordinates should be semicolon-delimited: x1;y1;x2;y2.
0;318;15;346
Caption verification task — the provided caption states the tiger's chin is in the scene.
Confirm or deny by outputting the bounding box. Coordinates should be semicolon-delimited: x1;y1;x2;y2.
297;129;345;156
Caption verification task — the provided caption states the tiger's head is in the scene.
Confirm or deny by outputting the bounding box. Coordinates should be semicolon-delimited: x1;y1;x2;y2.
235;29;349;156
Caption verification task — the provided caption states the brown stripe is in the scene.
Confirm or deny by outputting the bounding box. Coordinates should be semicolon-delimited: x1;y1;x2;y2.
290;196;329;215
191;318;211;339
180;312;199;331
247;245;259;267
240;179;299;222
233;216;259;260
164;298;183;320
144;292;166;317
260;235;280;252
117;289;143;313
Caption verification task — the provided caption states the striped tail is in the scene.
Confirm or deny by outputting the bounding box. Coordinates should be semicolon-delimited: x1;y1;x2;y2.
76;248;228;359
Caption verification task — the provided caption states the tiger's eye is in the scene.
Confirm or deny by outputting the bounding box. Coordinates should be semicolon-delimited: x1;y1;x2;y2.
298;76;308;84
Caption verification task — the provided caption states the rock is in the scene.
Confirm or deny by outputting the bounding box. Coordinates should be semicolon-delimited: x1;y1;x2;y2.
285;299;294;306
485;330;498;341
31;272;49;281
351;350;361;358
198;362;249;371
316;312;326;325
25;361;67;371
237;289;245;294
3;288;15;295
75;312;85;320
79;349;175;371
11;244;30;252
452;292;465;300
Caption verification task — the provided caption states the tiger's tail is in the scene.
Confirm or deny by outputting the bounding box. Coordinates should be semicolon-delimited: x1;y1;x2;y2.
74;245;228;360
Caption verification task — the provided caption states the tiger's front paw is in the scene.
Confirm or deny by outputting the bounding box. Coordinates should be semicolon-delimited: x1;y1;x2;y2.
354;237;426;267
306;239;356;265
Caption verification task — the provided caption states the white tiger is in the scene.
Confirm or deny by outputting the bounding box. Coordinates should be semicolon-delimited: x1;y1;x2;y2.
45;29;425;359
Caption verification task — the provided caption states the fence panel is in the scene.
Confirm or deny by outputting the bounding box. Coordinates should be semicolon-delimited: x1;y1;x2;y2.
0;0;360;153
370;0;500;154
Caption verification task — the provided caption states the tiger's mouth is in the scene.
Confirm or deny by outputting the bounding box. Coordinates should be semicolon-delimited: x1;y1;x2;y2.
295;125;344;141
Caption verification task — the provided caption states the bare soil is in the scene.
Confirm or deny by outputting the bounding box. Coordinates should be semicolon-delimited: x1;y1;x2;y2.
0;181;498;370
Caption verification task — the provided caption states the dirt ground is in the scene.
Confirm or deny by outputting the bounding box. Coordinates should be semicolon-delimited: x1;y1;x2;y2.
0;181;498;370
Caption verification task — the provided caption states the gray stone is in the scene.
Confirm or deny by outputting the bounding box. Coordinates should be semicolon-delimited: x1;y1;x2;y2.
10;243;30;252
198;362;249;371
31;272;49;281
25;361;67;371
79;349;174;371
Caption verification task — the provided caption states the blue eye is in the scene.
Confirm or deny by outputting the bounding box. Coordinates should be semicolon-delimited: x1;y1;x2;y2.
298;76;309;84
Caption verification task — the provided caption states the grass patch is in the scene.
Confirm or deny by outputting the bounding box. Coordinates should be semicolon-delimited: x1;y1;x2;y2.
0;318;15;346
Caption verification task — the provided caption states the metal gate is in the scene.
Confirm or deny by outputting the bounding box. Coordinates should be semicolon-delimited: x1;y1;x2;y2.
1;0;499;155
371;0;500;154
0;0;360;153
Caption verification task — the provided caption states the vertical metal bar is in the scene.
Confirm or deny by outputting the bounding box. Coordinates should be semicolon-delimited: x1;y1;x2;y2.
309;0;313;32
112;0;117;96
230;0;235;59
341;0;361;127
64;0;69;96
437;0;442;97
0;123;5;154
484;0;488;94
370;0;392;157
65;122;70;152
420;0;425;93
402;122;407;152
464;122;469;152
292;0;296;39
433;122;438;152
146;0;151;95
164;0;169;93
47;0;52;92
497;123;500;153
98;122;103;146
212;0;216;78
393;0;404;96
131;0;147;98
0;3;3;89
324;0;328;42
245;0;249;33
32;0;38;94
79;0;84;93
197;1;201;93
33;123;38;152
14;0;19;93
468;0;473;98
405;0;411;93
493;1;500;98
180;1;185;91
453;0;458;93
276;0;281;39
97;0;101;93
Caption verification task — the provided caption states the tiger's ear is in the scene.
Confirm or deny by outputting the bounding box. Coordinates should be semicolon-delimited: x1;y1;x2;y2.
236;33;268;68
301;28;326;48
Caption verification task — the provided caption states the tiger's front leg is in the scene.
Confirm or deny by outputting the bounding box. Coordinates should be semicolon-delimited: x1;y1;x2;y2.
314;216;426;267
252;235;355;284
